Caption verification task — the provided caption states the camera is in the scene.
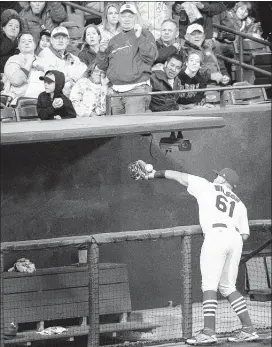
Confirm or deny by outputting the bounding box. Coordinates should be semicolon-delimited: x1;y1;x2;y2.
159;132;192;153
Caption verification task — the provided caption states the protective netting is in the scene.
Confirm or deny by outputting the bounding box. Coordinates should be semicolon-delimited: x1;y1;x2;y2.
1;224;271;347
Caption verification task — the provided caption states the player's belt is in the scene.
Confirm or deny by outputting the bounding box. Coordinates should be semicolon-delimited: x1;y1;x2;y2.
212;223;239;233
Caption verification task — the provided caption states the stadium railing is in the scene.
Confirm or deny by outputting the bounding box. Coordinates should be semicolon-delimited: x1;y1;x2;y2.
105;84;271;115
213;23;272;82
1;220;271;347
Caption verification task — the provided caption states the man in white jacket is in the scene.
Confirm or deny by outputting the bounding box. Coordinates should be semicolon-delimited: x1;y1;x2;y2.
37;26;87;97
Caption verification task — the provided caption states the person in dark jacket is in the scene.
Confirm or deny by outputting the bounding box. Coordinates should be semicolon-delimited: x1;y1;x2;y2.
78;25;101;66
178;50;208;108
0;9;22;74
181;23;230;85
37;70;76;120
150;53;183;112
96;3;158;115
20;2;67;45
154;19;182;65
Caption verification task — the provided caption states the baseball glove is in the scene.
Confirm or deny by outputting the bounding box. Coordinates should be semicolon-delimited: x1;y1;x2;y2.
128;160;149;180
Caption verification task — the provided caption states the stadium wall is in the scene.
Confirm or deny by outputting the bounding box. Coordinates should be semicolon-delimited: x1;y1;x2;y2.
1;105;271;306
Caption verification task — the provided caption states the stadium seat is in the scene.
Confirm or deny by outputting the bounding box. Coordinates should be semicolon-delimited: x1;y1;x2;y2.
223;81;268;105
14;97;39;121
0;94;13;107
0;103;18;122
232;40;272;86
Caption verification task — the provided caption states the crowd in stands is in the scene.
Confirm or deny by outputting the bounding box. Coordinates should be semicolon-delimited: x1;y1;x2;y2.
0;1;271;119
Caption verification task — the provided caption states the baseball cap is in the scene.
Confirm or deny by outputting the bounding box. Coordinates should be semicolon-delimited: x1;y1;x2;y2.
213;168;239;188
40;28;51;38
39;73;55;84
51;26;69;38
186;23;204;35
120;3;137;14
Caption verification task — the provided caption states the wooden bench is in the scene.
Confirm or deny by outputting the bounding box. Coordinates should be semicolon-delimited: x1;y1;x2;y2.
244;254;272;302
3;262;158;345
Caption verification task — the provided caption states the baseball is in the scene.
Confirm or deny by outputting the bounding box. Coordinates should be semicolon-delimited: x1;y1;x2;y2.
145;164;153;172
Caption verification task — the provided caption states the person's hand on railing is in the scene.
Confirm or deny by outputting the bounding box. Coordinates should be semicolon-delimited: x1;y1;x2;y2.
211;72;223;84
221;75;230;85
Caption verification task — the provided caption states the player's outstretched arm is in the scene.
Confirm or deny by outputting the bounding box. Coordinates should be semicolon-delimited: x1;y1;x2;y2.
128;160;192;187
148;170;190;188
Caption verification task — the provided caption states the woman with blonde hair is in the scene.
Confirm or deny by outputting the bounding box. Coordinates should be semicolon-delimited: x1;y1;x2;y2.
97;3;121;43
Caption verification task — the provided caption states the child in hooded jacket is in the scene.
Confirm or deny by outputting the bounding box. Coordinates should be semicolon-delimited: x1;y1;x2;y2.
37;70;77;120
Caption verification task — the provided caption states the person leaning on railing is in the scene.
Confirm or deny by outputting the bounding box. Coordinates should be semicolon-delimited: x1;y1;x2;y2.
150;53;183;112
178;50;210;109
181;23;230;86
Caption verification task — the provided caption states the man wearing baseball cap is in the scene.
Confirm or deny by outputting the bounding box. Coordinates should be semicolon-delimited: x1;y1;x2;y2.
138;164;258;344
96;1;158;115
60;22;83;56
37;25;87;97
181;23;230;86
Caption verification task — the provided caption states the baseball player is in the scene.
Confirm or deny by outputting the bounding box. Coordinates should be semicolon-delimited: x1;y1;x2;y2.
128;161;259;345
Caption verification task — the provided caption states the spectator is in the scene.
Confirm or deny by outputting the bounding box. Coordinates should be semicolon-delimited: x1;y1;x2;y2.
70;62;108;117
37;26;87;97
150;53;183;112
227;2;263;38
35;28;51;55
97;3;121;42
214;1;263;83
0;9;22;74
78;25;101;67
132;1;174;40
20;2;67;44
2;31;44;103
61;21;83;56
96;3;158;115
37;70;76;120
178;50;208;108
182;24;230;85
154;19;181;65
172;1;226;44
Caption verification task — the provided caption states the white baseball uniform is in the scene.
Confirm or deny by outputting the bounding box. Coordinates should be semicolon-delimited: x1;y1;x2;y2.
187;175;250;296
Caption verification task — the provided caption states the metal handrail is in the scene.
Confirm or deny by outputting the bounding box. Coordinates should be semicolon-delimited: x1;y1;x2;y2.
213;23;271;81
213;23;272;47
216;54;272;77
106;84;271;115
